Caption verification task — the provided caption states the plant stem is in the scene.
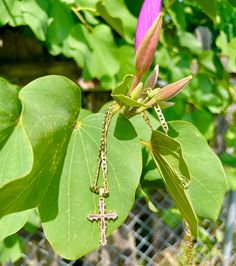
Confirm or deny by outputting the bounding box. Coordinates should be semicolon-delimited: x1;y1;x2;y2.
71;7;93;32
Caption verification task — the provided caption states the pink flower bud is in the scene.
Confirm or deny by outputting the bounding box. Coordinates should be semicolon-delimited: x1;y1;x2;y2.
155;76;193;102
134;0;162;78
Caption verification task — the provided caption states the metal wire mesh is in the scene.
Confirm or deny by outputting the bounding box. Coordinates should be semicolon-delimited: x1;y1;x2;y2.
8;190;234;266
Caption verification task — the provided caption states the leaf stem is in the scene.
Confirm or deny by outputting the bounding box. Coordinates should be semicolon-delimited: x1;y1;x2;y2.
140;139;151;148
71;7;93;32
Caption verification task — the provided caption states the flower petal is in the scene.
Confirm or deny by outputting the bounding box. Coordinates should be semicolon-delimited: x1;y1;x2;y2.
135;14;162;78
135;0;162;51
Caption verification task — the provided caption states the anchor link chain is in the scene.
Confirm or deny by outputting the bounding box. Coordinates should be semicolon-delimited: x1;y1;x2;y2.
184;220;193;265
145;89;169;134
90;102;120;197
154;104;169;134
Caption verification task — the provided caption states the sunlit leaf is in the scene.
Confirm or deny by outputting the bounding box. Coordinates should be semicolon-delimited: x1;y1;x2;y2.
0;75;81;217
168;121;227;220
146;130;198;238
40;113;142;259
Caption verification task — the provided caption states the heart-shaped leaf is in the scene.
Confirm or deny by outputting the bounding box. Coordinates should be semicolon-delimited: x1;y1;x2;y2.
0;75;81;217
168;121;226;220
39;113;142;259
145;130;198;238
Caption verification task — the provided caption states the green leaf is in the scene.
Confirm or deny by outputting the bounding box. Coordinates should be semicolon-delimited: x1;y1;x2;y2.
198;50;224;74
178;32;202;54
0;0;12;26
150;130;191;188
85;24;120;88
0;235;23;263
168;121;226;220
227;38;236;73
130;113;163;188
168;2;186;31
216;31;228;54
117;45;135;80
65;24;90;67
112;74;133;96
130;112;160;140
182;109;214;140
39;113;142;259
194;0;217;21
0;0;25;27
0;124;33;186
96;0;136;43
146;130;198;238
20;0;49;41
0;78;33;186
76;0;99;9
23;210;40;233
112;74;145;107
112;95;145;107
46;1;75;55
0;78;21;147
77;108;92;120
0;210;32;241
83;11;100;25
138;185;158;213
189;74;224;114
0;75;81;217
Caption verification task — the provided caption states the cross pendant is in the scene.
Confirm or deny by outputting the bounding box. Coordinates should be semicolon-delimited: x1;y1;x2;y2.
87;197;118;246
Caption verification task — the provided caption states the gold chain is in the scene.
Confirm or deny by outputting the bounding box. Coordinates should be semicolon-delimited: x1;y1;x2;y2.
145;89;168;134
154;105;169;134
184;220;193;265
140;112;154;131
90;102;120;197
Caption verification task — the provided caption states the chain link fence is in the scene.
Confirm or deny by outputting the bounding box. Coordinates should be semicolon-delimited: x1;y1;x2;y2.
6;190;234;266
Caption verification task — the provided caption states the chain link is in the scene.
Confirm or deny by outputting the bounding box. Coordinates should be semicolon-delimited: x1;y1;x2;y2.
140;111;154;131
90;102;119;197
145;89;168;134
184;220;193;265
154;104;169;134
